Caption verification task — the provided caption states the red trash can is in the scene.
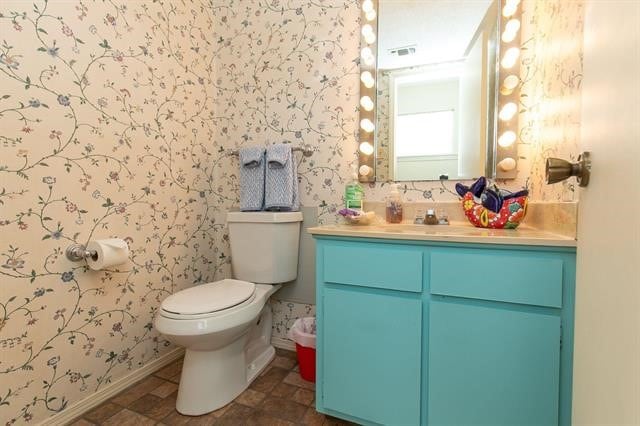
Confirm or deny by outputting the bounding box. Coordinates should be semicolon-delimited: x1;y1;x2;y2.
288;317;316;382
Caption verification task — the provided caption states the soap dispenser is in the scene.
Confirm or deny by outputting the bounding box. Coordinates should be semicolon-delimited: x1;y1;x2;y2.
385;184;403;223
344;165;364;210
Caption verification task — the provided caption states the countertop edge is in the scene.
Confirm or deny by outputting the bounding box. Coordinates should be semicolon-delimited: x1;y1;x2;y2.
307;226;578;248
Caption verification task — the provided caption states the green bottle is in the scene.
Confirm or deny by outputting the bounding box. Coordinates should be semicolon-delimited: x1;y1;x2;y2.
345;168;364;210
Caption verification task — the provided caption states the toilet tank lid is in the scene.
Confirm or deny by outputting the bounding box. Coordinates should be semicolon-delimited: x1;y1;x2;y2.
227;211;303;223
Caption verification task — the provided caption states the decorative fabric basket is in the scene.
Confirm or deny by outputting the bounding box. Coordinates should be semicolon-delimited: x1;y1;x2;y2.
456;177;528;229
461;192;528;229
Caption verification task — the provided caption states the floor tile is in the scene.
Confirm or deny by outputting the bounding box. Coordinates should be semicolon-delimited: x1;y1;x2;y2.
129;394;164;415
83;350;330;426
250;367;289;393
270;355;297;370
236;388;266;407
283;371;315;390
275;348;298;360
150;380;179;398
168;372;182;384
159;410;193;426
323;415;359;425
129;392;177;420
215;403;255;426
68;419;96;426
183;411;219;426
245;410;296;425
270;382;298;398
292;388;315;406
155;359;183;380
110;375;165;406
209;402;233;418
302;406;326;426
83;402;123;423
102;409;156;426
259;396;308;423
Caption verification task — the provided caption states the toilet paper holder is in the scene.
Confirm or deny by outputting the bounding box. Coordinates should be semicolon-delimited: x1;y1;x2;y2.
66;244;98;262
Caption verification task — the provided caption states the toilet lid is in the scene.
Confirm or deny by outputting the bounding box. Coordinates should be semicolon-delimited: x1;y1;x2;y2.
161;279;255;315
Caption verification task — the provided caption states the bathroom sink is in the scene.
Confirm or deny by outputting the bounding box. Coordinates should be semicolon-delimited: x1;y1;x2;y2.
368;223;476;235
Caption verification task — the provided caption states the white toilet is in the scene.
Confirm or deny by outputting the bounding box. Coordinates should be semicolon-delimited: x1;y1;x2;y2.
154;211;303;416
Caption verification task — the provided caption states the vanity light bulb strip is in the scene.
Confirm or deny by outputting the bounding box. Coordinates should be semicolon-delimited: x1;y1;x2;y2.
496;0;522;179
358;0;378;182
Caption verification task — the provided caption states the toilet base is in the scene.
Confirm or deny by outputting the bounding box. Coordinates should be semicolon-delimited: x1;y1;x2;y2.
175;305;276;416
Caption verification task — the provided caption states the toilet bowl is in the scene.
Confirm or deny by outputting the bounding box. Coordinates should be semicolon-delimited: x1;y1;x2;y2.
153;211;302;416
155;280;280;415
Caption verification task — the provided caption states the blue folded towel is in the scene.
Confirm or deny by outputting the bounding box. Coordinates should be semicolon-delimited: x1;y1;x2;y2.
239;146;266;211
265;144;299;211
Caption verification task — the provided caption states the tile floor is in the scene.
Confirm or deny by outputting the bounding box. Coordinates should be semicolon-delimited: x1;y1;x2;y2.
69;348;356;426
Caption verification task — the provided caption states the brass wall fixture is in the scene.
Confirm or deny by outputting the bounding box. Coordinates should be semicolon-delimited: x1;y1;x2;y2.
545;151;591;187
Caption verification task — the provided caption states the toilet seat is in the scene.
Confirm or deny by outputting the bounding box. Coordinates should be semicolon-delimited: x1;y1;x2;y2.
160;279;256;318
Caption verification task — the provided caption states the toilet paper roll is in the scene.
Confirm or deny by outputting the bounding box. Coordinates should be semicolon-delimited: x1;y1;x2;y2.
86;239;129;271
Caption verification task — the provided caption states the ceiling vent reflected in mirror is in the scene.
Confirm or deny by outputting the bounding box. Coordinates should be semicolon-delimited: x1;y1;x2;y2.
389;45;417;57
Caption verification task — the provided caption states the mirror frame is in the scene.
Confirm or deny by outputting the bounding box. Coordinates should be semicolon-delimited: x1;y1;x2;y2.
357;0;523;183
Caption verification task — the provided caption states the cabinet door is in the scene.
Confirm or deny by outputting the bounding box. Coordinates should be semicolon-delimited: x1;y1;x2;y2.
428;299;561;426
322;286;422;425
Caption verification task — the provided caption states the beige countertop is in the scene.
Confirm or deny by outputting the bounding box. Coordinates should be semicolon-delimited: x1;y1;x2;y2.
307;222;577;248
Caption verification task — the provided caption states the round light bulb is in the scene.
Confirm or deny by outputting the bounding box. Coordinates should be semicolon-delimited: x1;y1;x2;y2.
503;3;518;17
359;165;373;176
365;9;377;21
360;118;375;133
499;102;518;121
506;0;521;7
364;32;376;44
505;19;521;35
498;131;517;148
363;55;375;66
498;157;517;171
501;47;520;69
362;25;373;37
360;96;374;111
361;47;375;65
362;0;374;13
501;19;521;43
500;74;519;95
360;71;375;88
359;141;374;155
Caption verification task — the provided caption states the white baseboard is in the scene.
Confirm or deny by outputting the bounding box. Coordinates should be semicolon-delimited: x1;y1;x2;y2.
40;347;185;426
271;336;296;352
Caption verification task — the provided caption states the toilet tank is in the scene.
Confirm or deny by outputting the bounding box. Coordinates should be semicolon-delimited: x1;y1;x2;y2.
227;211;303;284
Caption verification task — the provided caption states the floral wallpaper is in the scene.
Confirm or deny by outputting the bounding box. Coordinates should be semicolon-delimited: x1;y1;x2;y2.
0;0;583;423
0;1;229;423
517;0;584;201
270;299;316;342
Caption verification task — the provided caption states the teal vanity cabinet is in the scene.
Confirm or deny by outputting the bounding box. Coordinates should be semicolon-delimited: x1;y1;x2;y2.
313;235;576;426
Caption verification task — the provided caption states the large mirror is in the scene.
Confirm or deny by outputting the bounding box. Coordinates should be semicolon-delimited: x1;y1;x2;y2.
364;0;503;182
